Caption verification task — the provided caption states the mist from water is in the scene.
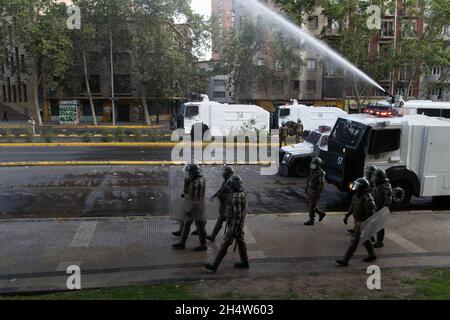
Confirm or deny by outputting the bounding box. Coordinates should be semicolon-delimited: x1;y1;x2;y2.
239;0;386;93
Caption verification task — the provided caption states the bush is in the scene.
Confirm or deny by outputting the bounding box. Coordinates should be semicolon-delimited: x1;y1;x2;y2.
43;131;54;143
114;127;126;142
82;132;92;143
133;129;143;142
101;129;112;142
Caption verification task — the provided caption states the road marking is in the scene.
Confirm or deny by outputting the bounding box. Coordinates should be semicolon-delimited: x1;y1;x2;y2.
244;226;257;244
386;231;428;253
70;222;97;247
248;250;266;259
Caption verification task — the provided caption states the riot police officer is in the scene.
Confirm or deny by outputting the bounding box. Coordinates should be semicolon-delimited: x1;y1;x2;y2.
294;119;304;144
304;157;326;226
336;178;377;266
172;164;208;251
207;166;234;242
347;165;378;235
279;122;289;147
372;169;393;248
204;176;249;272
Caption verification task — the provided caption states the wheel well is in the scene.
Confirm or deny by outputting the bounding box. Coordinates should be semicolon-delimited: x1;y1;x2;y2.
386;166;420;196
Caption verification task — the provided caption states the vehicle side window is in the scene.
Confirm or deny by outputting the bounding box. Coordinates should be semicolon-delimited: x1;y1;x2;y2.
417;108;441;117
280;109;291;117
185;105;199;118
368;128;401;155
441;109;450;118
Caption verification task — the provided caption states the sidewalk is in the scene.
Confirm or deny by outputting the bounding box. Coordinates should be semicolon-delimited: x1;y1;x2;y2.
1;211;450;294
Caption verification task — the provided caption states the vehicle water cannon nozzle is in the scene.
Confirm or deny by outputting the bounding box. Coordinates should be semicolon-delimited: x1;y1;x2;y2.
200;94;209;102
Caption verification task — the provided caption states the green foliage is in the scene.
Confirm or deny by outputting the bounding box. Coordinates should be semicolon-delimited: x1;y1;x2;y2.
82;132;92;142
43;130;54;143
100;129;112;142
133;129;143;142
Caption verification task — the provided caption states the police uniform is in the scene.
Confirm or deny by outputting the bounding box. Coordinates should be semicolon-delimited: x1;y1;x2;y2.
205;176;249;272
305;164;326;225
280;124;289;147
173;167;208;251
336;179;377;266
207;168;234;241
373;174;392;247
294;121;304;144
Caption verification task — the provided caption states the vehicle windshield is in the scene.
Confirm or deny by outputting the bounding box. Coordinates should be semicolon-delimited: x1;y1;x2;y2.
331;119;366;148
185;105;199;118
279;108;291;118
305;131;322;145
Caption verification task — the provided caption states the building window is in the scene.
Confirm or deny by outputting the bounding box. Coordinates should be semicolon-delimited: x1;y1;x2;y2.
20;54;26;73
2;85;6;102
432;66;441;75
257;57;265;66
308;16;318;30
275;60;283;71
113;74;131;94
12;85;17;102
402;20;417;38
213;79;226;87
82;100;104;116
307;59;317;71
380;20;394;37
213;91;226;98
307;80;316;93
291;80;300;93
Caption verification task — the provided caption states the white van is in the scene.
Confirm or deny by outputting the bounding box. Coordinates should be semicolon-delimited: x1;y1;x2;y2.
273;100;347;131
177;95;270;137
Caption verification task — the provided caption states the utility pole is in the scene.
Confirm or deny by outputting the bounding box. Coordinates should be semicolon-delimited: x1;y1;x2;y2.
110;30;116;126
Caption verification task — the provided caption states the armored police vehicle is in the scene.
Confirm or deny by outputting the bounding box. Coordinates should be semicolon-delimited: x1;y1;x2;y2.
272;100;347;131
177;95;270;138
279;131;330;177
323;114;450;207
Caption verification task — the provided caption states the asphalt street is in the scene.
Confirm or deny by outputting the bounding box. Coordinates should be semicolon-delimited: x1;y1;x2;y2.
0;165;448;219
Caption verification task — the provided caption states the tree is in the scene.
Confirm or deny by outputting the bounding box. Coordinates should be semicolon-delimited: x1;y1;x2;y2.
213;18;303;103
2;0;73;126
130;0;210;121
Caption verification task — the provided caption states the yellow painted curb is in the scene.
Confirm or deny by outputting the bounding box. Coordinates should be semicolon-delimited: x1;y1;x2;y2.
0;142;281;148
0;161;276;167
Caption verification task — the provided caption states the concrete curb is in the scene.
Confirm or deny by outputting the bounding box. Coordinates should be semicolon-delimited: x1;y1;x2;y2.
0;142;281;147
0;160;276;167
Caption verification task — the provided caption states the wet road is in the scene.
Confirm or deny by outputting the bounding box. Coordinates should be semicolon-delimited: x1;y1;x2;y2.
0;165;448;219
0;147;173;162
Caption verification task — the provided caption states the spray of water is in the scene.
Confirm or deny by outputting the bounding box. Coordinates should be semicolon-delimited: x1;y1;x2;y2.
239;0;386;93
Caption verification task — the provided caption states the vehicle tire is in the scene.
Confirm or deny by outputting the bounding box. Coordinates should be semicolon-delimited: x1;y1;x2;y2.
391;181;412;208
190;123;209;141
294;158;310;177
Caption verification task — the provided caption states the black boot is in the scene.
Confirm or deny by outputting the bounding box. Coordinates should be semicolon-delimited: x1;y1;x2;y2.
319;211;327;222
172;242;186;250
234;261;250;269
363;240;377;262
335;258;349;267
194;245;208;252
363;255;377;262
304;220;314;226
373;242;384;248
191;230;199;236
204;241;230;273
206;235;216;242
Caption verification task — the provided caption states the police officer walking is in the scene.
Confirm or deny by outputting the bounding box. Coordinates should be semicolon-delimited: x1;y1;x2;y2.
294;119;304;144
347;165;378;235
336;178;377;266
207;166;234;242
304;157;326;226
279;122;289;148
204;176;249;272
372;169;393;248
172;164;208;252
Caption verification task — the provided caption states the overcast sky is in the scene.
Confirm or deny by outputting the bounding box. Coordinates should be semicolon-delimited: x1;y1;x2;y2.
191;0;211;17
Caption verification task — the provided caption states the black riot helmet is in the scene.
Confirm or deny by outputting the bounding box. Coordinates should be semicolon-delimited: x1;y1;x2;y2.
310;157;323;170
351;178;371;196
374;169;388;185
228;175;244;193
365;165;378;180
185;164;202;177
223;166;234;180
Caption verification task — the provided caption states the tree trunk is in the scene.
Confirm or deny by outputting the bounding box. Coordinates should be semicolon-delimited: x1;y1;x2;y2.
141;95;151;125
83;50;97;126
33;69;43;126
